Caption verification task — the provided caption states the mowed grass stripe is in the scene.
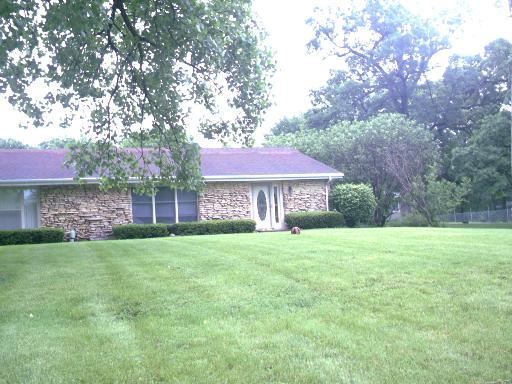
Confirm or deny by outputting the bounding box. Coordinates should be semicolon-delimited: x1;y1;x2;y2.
0;228;511;383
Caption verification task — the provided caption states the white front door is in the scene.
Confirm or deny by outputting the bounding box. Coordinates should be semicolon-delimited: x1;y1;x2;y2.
252;184;284;230
252;185;272;230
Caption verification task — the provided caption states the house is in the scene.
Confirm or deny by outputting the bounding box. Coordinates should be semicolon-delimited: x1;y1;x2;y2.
0;148;343;239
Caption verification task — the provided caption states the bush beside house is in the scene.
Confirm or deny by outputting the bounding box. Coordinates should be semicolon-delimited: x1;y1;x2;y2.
112;224;169;239
285;211;344;229
113;219;256;239
168;219;256;236
331;184;377;227
0;228;65;246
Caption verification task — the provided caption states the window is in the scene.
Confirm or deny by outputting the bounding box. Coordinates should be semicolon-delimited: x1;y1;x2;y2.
131;188;197;224
0;189;39;230
177;190;197;222
273;186;279;223
131;193;153;224
155;188;175;224
257;190;267;220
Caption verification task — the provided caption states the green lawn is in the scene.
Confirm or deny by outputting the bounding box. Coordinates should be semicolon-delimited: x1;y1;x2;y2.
1;228;511;383
442;222;512;229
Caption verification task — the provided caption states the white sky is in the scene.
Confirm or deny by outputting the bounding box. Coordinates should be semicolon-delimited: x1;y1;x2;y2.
1;0;511;146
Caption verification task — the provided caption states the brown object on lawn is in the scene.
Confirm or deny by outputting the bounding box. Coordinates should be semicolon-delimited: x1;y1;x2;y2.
291;227;301;234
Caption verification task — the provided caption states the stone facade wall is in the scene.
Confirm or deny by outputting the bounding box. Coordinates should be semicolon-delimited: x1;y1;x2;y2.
198;182;252;220
39;186;132;240
282;180;328;213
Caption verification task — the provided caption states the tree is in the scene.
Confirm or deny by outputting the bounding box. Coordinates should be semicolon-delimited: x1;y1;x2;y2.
38;137;84;149
270;115;307;136
410;39;512;155
0;0;273;191
266;114;436;225
306;0;451;127
451;112;512;209
401;169;470;226
0;138;29;149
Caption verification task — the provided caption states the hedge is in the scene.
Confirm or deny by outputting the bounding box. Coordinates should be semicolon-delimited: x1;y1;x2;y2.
331;183;377;227
112;224;169;239
0;228;65;246
284;211;344;229
168;219;256;236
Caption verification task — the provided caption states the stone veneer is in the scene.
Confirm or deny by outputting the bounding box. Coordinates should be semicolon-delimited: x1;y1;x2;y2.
39;185;132;240
198;182;252;220
38;180;328;239
281;180;328;213
198;180;328;221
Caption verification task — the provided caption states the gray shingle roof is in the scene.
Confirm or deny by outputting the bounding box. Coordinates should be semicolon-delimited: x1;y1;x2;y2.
0;148;342;184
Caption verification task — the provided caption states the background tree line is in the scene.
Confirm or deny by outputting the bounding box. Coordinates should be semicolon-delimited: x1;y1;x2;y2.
266;0;511;225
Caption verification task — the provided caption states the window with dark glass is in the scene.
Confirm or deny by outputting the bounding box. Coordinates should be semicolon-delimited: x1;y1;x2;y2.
131;192;153;224
155;188;175;224
257;190;267;220
177;190;197;222
131;188;197;224
273;186;279;223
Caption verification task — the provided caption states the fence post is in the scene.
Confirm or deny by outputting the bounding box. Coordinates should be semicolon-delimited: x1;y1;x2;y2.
470;208;472;223
488;207;490;222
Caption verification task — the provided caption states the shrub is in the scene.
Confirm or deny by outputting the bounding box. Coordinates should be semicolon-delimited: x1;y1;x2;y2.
0;228;65;246
168;219;256;236
112;224;169;239
284;211;344;229
386;213;434;227
331;183;377;227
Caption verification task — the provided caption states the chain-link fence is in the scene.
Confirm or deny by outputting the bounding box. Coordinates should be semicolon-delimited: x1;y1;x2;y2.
440;208;512;223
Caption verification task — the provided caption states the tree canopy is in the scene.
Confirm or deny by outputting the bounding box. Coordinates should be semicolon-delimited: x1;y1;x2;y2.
451;112;512;209
0;138;28;149
1;0;273;190
38;137;84;149
306;0;451;126
268;0;511;212
267;114;437;225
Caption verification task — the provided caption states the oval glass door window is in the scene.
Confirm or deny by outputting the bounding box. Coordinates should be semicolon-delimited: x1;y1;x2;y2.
257;190;267;220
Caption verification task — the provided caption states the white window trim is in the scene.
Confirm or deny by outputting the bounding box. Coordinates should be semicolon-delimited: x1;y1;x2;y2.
174;189;179;223
19;192;25;228
151;192;156;224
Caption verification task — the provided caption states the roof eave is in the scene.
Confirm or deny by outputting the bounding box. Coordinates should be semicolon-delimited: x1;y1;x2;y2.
203;173;344;182
0;173;344;187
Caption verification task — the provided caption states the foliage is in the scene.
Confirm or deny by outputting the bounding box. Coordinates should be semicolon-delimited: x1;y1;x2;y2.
0;228;64;246
267;114;436;225
451;112;511;208
1;0;274;191
168;219;255;236
284;211;344;229
0;138;29;149
38;137;84;149
386;213;430;227
270;115;307;136
411;39;512;159
331;184;376;227
112;224;168;239
403;170;471;226
306;0;452;125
